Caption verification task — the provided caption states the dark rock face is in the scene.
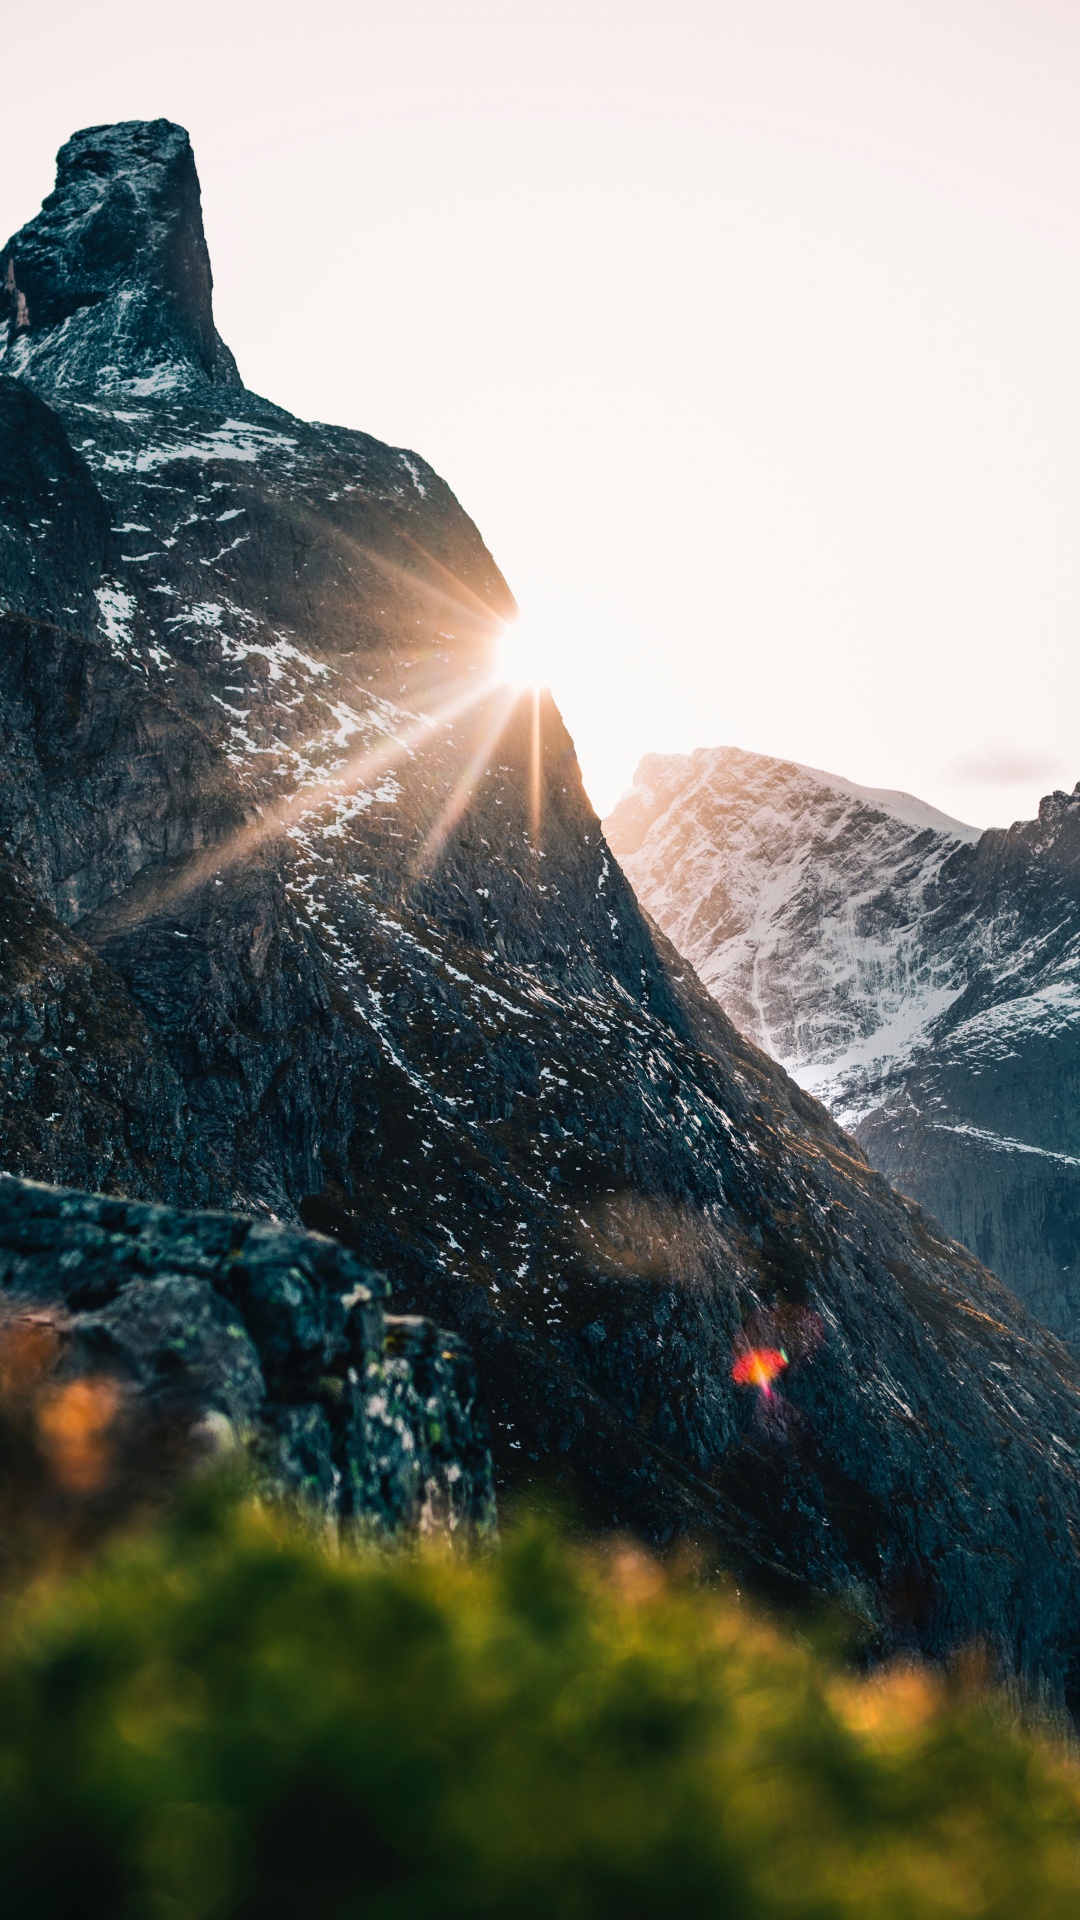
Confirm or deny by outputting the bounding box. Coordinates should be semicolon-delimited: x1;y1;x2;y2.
605;748;1080;1343
0;1174;495;1533
6;122;1080;1695
0;380;112;625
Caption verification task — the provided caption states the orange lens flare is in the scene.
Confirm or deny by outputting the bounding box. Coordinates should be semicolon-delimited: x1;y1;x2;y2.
35;1376;123;1493
731;1346;789;1393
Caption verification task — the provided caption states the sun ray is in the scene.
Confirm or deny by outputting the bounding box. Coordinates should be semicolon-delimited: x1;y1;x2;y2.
529;687;542;845
101;669;503;931
327;527;514;653
84;535;538;934
411;685;522;879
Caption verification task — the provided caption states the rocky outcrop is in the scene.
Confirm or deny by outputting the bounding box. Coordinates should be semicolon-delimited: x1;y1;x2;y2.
605;747;1080;1342
0;1173;495;1533
6;122;1080;1698
2;120;241;396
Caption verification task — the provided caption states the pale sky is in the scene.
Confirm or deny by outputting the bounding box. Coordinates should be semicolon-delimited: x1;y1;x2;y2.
3;1;1080;828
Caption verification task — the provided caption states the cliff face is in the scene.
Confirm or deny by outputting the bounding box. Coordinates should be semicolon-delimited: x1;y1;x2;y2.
859;787;1080;1340
605;747;1080;1343
7;123;1080;1697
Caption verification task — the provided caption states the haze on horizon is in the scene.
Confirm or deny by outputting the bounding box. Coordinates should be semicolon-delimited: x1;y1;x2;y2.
2;0;1079;831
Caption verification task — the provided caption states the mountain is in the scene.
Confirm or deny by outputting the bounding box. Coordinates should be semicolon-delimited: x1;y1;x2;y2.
605;745;1080;1340
8;122;1080;1696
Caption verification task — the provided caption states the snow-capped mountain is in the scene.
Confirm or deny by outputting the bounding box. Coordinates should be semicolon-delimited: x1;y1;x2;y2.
606;745;1080;1339
11;122;1080;1696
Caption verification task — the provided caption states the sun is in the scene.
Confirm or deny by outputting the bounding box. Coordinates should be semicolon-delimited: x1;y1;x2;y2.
495;617;549;690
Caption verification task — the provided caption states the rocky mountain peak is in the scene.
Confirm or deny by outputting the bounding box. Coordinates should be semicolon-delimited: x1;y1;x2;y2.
604;744;981;1122
1037;781;1080;827
1;119;242;397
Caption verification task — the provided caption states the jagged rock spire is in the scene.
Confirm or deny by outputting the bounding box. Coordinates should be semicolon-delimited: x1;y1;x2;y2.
0;119;242;397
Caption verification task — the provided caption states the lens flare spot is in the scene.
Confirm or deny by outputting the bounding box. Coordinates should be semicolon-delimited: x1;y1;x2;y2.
732;1346;789;1393
36;1376;123;1493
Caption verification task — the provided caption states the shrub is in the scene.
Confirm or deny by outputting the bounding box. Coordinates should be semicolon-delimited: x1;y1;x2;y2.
0;1482;1077;1918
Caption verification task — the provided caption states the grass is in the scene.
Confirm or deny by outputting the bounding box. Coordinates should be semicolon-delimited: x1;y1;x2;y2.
0;1477;1077;1918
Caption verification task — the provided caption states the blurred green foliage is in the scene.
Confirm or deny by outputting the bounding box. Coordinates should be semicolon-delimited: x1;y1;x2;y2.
0;1480;1078;1919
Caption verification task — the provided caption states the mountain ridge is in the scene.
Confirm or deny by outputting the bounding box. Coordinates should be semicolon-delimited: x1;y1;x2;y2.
605;743;1080;1340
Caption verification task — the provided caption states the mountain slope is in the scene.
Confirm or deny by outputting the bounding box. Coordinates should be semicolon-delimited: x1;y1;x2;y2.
7;123;1080;1696
605;745;1080;1339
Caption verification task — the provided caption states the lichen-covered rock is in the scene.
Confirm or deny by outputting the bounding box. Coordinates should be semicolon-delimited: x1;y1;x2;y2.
0;1175;496;1535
